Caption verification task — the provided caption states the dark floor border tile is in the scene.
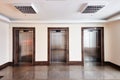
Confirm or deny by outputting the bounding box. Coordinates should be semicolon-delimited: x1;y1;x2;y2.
35;61;49;65
104;61;120;70
68;61;82;65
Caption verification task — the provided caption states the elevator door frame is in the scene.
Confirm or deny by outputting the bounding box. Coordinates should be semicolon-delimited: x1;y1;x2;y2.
13;27;35;66
81;27;104;66
48;27;69;65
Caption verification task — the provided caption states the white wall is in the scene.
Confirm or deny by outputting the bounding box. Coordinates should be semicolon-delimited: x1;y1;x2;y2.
0;19;119;65
106;20;120;66
9;23;107;62
0;21;9;65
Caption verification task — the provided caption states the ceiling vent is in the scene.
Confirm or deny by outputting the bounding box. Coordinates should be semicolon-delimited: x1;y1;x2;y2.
14;3;38;14
82;5;105;13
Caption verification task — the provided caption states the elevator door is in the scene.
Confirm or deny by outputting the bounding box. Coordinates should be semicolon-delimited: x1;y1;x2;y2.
50;30;66;64
19;30;33;65
13;28;35;66
83;28;103;65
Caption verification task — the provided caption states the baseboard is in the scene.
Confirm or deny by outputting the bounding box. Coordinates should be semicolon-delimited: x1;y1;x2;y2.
104;61;120;70
35;61;48;65
0;62;12;70
68;61;82;65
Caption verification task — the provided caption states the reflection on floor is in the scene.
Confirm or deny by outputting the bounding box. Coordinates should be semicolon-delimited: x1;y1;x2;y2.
84;62;102;66
0;65;120;80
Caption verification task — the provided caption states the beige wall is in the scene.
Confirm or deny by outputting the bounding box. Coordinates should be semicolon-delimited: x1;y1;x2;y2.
106;20;120;66
9;23;108;62
0;21;9;65
0;19;120;66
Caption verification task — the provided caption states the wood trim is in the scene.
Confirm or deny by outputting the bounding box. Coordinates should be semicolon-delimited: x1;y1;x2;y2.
81;27;104;66
68;61;82;65
104;62;120;70
0;62;13;70
101;27;104;65
35;61;49;65
48;27;69;65
13;27;35;66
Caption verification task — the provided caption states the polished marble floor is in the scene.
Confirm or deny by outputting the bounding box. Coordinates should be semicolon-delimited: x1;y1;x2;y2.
0;64;120;80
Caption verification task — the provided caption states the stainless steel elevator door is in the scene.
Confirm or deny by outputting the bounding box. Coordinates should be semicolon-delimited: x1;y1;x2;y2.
50;30;66;63
83;29;101;65
19;30;33;64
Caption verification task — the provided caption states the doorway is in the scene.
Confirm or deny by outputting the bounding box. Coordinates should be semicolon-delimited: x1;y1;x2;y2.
48;28;69;64
13;27;35;66
82;27;104;66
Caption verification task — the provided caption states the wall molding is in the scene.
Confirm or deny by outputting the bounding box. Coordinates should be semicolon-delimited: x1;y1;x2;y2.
11;20;107;24
35;61;49;65
0;14;10;23
68;61;82;65
0;62;12;70
104;61;120;70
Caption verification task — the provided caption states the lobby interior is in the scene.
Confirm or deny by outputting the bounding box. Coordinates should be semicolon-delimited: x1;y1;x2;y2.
0;0;120;80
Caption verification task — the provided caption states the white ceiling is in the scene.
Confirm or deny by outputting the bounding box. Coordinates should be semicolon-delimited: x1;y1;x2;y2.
0;0;120;22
